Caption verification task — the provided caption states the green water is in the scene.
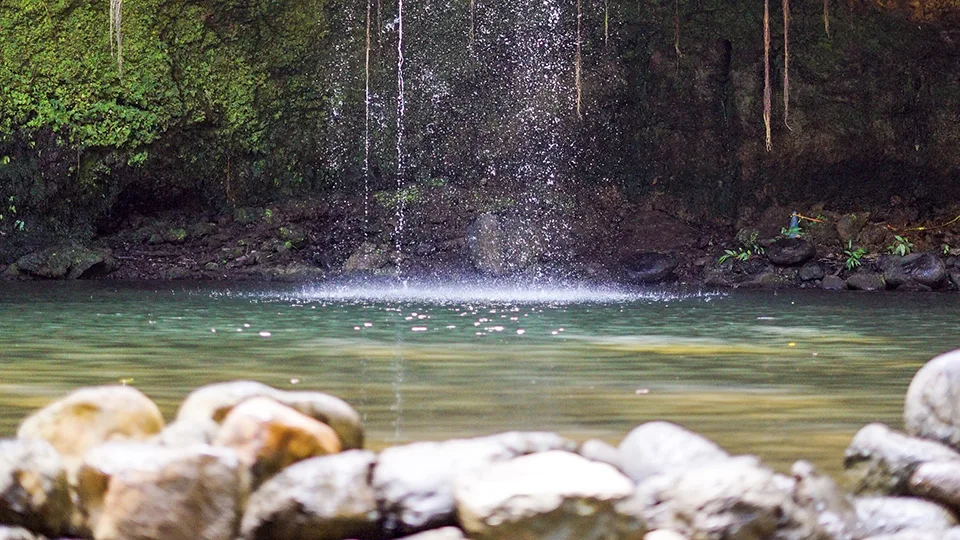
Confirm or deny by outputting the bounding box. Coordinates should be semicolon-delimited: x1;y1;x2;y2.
0;280;955;478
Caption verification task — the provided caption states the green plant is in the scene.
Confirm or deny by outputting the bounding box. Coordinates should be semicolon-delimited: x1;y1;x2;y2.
780;224;803;238
374;186;421;209
843;240;867;271
887;235;914;257
943;244;951;256
718;248;753;264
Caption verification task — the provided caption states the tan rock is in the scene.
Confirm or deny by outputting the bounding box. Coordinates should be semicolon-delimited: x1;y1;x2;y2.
0;439;72;537
176;380;363;449
214;397;341;485
17;386;164;459
75;442;245;540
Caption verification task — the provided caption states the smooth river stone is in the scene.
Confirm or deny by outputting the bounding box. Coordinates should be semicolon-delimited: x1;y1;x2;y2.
455;450;644;540
240;450;378;540
176;380;364;450
214;397;341;486
618;421;729;483
905;349;960;450
908;460;960;509
844;422;960;494
17;385;164;459
0;439;72;537
855;496;958;537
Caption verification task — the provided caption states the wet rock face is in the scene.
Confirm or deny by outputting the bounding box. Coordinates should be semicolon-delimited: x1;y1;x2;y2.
13;244;116;279
618;421;729;484
17;385;165;460
240;450;378;540
844;423;960;494
766;238;816;266
880;253;947;289
466;213;505;275
623;252;678;283
0;439;72;538
455;450;645;540
904;350;960;450
372;431;576;536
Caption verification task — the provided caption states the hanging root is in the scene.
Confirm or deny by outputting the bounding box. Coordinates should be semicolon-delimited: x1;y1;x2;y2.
783;0;792;131
763;0;771;151
823;0;831;37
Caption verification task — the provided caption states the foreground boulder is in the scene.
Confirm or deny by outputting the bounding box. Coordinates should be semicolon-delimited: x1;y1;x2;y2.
618;421;728;483
880;253;946;290
240;450;378;540
176;380;363;449
844;423;960;494
0;440;72;537
855;496;957;536
621;456;830;540
17;386;164;460
12;244;116;279
75;442;245;540
907;460;960;510
904;350;960;450
214;397;341;486
373;431;576;536
791;460;861;538
455;450;645;540
396;527;467;540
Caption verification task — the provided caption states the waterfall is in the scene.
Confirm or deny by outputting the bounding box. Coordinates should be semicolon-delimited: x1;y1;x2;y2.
394;0;406;275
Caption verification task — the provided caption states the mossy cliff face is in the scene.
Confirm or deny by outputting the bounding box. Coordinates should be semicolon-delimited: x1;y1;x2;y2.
0;0;958;259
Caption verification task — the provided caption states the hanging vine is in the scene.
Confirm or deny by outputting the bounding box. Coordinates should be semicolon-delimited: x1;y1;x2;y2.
109;0;123;76
763;0;771;151
783;0;792;131
575;0;583;119
823;0;831;37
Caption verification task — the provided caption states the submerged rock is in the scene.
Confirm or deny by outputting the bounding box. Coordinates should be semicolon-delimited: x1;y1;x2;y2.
372;431;575;536
18;385;164;460
624;252;678;283
240;450;378;540
455;450;645;540
618;421;729;484
766;238;816;266
904;349;960;451
0;439;72;537
844;423;960;494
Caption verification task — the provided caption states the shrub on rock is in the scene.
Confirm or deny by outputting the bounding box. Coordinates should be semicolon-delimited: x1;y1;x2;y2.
17;386;164;460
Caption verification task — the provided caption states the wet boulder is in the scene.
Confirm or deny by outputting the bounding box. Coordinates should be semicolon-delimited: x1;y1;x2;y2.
0;439;72;537
372;431;575;536
880;254;946;290
855;496;957;536
18;385;164;460
214;397;342;486
621;456;826;540
799;261;825;281
766;238;816;266
454;450;645;540
176;380;363;450
343;242;392;273
623;253;678;284
822;275;846;290
844;423;960;494
846;272;887;291
240;450;378;540
837;213;870;244
618;421;729;483
908;461;960;510
75;442;245;540
13;244;116;279
904;350;960;450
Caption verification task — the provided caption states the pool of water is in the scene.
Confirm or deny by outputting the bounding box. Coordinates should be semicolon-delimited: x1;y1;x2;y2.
0;279;954;478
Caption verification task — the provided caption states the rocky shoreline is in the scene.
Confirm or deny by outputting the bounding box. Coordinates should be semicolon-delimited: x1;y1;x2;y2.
3;190;960;292
3;351;960;539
